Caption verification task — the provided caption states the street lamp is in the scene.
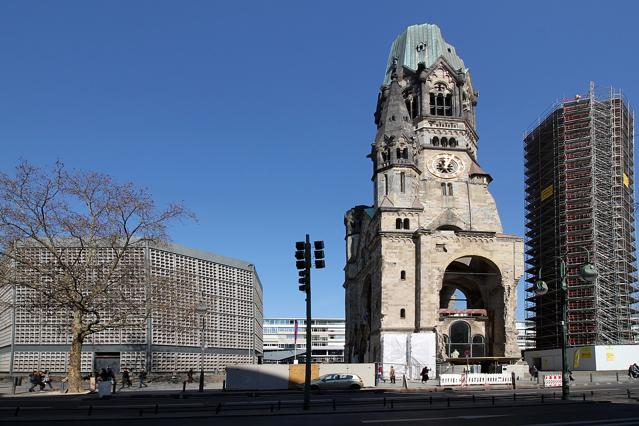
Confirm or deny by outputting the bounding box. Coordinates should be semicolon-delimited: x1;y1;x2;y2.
195;294;207;392
533;247;597;400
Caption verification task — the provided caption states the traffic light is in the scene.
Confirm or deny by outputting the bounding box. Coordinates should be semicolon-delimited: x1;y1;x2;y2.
298;270;308;292
314;240;325;269
295;241;306;270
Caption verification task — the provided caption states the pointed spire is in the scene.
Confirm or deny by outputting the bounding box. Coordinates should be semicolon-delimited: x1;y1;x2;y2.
376;78;414;145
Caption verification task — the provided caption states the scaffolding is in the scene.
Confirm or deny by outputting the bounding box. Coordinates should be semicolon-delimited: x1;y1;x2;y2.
524;84;638;349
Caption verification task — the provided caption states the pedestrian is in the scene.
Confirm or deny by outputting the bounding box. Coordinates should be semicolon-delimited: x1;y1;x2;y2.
389;366;396;384
99;368;108;381
632;363;639;378
120;368;131;389
28;370;40;392
529;364;538;380
138;369;148;388
377;365;385;383
420;366;430;383
187;368;194;384
43;370;53;390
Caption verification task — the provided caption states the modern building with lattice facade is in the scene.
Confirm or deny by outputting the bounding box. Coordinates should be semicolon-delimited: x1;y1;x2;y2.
0;242;263;374
524;84;638;353
343;23;523;377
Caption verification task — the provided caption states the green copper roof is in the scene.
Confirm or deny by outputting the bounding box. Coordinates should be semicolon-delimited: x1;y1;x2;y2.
383;23;465;84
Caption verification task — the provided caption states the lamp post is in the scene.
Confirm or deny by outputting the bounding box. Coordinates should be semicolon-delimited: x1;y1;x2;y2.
533;247;597;400
195;295;207;392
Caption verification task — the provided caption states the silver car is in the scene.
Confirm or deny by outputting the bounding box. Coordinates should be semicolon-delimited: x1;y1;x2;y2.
310;373;363;390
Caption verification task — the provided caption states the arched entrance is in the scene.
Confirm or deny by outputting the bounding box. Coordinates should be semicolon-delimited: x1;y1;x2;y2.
439;256;505;358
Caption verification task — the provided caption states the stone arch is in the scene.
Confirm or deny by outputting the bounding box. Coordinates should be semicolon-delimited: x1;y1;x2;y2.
438;255;506;357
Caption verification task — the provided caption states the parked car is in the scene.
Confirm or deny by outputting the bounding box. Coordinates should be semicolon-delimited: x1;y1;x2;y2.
310;374;363;390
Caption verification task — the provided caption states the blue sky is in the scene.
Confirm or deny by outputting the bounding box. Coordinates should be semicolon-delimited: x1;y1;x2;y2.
1;0;637;320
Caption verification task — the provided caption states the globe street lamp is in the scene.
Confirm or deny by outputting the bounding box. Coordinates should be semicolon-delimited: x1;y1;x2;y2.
533;247;597;400
195;295;207;392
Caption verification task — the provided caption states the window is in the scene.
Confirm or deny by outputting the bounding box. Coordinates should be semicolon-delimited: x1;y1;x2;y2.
441;137;448;147
432;137;439;146
396;218;402;229
384;174;389;195
400;270;406;280
448;321;471;358
442;183;453;196
441;182;447;196
447;183;453;196
449;138;457;148
402;148;408;159
403;218;410;229
396;148;401;160
400;308;406;319
400;172;405;193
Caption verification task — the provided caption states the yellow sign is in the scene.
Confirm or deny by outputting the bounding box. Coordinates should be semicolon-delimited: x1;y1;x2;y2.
624;173;630;188
541;184;553;201
573;347;592;369
607;351;615;362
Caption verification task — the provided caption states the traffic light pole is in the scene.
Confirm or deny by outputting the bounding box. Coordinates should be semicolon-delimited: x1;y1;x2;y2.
303;234;312;411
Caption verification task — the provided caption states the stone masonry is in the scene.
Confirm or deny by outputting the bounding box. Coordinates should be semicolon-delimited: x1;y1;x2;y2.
343;24;523;368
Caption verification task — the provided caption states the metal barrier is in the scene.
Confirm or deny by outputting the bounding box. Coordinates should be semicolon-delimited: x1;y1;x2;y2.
439;373;511;386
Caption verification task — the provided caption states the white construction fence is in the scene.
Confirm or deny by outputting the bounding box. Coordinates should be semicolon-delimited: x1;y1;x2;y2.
439;373;512;387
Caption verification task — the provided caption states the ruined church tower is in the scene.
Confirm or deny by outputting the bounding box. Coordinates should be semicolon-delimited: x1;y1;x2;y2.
344;24;523;375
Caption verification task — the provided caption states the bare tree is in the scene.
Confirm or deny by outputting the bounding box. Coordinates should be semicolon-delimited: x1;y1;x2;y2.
0;162;191;392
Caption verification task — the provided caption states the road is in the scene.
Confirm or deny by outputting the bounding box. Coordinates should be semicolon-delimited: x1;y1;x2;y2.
0;383;637;425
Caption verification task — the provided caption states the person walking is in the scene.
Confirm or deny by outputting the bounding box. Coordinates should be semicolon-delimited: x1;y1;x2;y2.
42;370;53;390
28;370;41;392
120;368;131;389
389;366;396;384
138;369;148;388
420;366;430;383
187;368;194;384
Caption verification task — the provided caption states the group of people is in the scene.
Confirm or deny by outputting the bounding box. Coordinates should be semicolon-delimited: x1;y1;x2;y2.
28;370;53;392
93;367;148;389
378;365;431;384
628;363;639;378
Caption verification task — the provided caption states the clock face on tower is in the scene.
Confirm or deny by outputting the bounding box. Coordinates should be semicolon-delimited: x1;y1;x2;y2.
430;154;465;178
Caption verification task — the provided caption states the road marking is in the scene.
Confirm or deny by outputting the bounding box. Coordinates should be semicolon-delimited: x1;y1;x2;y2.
362;414;509;423
524;417;639;426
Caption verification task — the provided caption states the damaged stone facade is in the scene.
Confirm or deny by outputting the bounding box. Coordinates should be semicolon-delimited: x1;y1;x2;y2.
343;24;523;366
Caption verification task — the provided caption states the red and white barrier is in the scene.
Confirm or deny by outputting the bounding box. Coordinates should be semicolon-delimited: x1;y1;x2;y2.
543;374;562;387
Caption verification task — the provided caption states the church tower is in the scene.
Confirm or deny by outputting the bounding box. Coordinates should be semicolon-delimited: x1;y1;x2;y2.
344;24;523;376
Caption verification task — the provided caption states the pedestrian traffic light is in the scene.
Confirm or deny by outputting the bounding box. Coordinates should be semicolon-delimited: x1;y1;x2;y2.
295;241;306;270
314;240;325;269
298;270;308;292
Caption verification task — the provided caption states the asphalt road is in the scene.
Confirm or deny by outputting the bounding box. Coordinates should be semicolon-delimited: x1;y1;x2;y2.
1;383;638;425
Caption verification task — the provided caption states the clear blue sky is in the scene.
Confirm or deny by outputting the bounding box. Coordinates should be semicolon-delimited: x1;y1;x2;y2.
1;1;637;320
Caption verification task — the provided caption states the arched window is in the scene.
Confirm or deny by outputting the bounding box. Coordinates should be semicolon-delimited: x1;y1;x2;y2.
396;218;402;229
430;93;436;115
400;172;405;193
441;182;448;196
402;148;408;159
432;137;439;146
384;174;389;195
396;148;401;160
447;183;453;196
449;138;457;148
400;270;406;280
403;218;410;229
449;321;471;358
400;308;406;319
445;94;453;116
441;137;448;147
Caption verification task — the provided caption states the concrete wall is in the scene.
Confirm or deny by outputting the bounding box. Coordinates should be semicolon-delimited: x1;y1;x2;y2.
225;363;376;390
225;364;289;390
524;345;639;371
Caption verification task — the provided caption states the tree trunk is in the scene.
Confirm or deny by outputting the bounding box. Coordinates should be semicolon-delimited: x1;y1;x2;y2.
68;311;85;393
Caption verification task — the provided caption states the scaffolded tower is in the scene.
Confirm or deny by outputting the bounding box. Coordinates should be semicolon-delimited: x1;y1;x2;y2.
524;83;638;349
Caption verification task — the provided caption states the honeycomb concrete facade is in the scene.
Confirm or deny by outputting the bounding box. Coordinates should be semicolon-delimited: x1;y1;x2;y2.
344;24;523;367
0;242;263;374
